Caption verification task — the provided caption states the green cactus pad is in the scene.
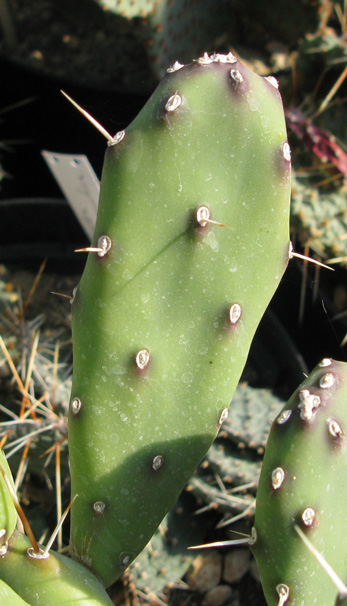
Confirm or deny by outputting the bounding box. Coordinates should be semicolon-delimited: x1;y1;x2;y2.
68;52;291;587
0;448;18;550
252;358;347;606
0;530;114;606
0;580;31;606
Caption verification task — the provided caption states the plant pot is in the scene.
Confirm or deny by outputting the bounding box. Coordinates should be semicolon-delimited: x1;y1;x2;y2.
0;197;88;271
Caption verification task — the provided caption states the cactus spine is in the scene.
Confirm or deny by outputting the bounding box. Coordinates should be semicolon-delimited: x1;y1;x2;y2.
252;359;347;606
68;52;291;587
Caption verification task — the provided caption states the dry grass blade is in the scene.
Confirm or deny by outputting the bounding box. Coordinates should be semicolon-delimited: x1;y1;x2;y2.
0;335;31;404
14;440;30;492
315;65;347;117
51;340;60;412
20;330;40;419
20;258;47;321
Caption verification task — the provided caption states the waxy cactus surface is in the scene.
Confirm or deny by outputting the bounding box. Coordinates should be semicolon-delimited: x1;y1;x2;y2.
0;530;114;606
0;448;18;553
0;579;31;606
68;52;291;587
252;358;347;606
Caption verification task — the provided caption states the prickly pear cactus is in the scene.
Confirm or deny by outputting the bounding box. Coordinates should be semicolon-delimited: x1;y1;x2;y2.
68;52;291;587
252;358;347;606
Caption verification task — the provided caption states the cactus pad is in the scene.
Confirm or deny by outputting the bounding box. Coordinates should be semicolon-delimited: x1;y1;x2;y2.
68;52;291;587
0;530;114;606
0;448;18;552
0;580;31;606
252;358;347;606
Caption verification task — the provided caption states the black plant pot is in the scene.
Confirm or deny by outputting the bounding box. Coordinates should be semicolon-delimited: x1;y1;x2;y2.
0;197;88;272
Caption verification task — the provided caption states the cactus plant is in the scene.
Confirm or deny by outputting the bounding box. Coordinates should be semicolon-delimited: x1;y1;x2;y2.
90;0;333;82
219;383;285;455
67;51;291;588
290;174;347;264
251;358;347;606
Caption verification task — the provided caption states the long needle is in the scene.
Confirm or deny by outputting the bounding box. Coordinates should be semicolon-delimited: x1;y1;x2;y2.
61;91;114;142
294;524;347;598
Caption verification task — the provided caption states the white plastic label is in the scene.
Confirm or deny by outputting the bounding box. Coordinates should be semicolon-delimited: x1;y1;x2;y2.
41;151;100;239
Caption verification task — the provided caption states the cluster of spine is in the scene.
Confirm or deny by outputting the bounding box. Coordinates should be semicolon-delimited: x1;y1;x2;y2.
68;52;291;588
252;359;347;606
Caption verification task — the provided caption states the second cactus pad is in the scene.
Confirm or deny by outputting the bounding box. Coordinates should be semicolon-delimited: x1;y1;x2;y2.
68;52;291;587
252;359;347;606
